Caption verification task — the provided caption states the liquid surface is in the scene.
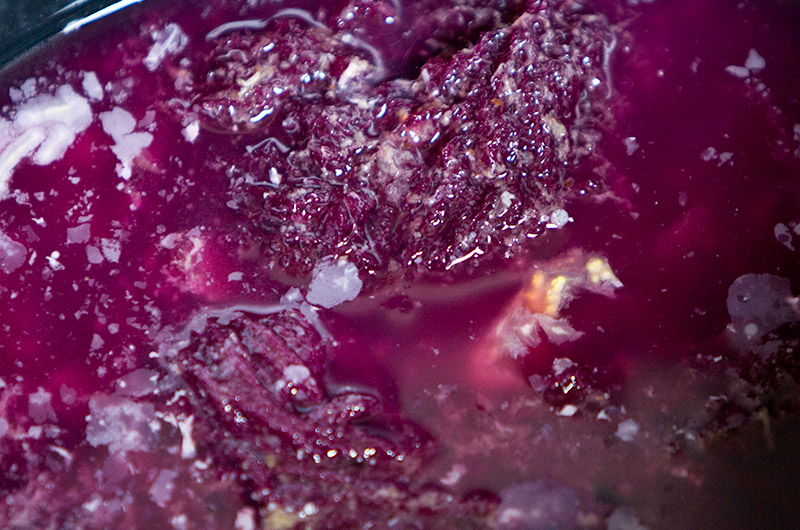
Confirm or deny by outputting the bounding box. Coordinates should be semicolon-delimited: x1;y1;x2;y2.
0;1;799;529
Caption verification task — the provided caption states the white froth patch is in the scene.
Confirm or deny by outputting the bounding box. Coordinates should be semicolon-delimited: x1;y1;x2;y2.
100;106;136;138
532;313;584;344
15;85;92;132
67;223;91;244
552;357;576;376
101;237;121;263
0;231;27;273
86;245;104;264
338;57;372;88
499;308;585;359
0;129;46;197
0;85;92;199
149;469;179;507
20;79;37;99
624;136;640;155
546;208;571;229
0;119;13;150
144;23;189;72
99;107;153;180
82;71;104;100
34;123;77;166
744;48;766;72
306;257;363;308
86;395;156;454
284;364;311;385
115;368;158;397
726;49;766;80
28;387;57;424
725;65;749;79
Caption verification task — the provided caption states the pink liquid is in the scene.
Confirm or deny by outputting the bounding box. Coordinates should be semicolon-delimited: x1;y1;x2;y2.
1;0;799;528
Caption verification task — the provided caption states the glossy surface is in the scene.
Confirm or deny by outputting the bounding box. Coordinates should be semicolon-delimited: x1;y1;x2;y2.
0;0;799;528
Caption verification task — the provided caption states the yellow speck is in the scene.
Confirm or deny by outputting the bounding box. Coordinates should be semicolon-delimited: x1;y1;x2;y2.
264;509;297;530
237;69;267;97
586;257;622;288
523;272;569;317
546;275;568;316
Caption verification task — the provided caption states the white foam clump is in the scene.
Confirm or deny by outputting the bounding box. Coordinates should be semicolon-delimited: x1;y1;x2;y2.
82;72;104;101
99;107;153;180
0;85;92;199
546;208;571;229
615;419;640;442
115;368;158;397
283;364;311;385
744;48;766;72
726;49;766;80
306;257;363;308
182;121;200;143
144;23;189;72
725;65;749;79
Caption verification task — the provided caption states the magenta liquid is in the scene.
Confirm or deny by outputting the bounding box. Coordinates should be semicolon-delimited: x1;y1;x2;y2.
1;1;799;528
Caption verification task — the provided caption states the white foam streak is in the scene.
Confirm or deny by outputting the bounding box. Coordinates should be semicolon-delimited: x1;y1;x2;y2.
0;129;46;197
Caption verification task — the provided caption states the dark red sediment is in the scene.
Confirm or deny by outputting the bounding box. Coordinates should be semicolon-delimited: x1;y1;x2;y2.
1;0;799;528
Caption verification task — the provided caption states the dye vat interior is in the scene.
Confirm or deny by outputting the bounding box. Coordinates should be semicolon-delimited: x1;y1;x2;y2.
1;1;800;529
